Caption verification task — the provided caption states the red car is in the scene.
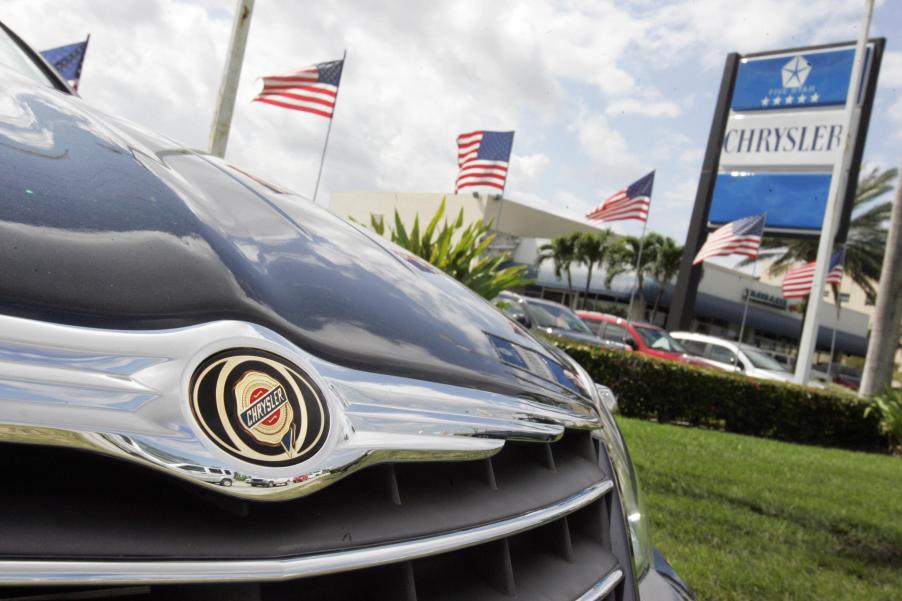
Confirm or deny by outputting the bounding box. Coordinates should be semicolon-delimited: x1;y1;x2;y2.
576;311;708;367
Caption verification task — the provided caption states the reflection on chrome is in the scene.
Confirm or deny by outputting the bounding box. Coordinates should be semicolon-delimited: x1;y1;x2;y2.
0;314;600;501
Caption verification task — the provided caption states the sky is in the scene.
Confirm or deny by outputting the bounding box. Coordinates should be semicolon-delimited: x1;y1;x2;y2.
5;0;900;247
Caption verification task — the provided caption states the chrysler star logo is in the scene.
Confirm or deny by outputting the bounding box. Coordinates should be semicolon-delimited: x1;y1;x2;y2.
781;55;811;88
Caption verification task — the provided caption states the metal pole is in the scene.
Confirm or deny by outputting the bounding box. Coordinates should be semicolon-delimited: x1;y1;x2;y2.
826;301;840;381
627;219;649;321
208;0;255;158
313;49;347;204
73;34;90;93
493;131;515;234
737;260;758;345
738;213;765;344
793;0;873;385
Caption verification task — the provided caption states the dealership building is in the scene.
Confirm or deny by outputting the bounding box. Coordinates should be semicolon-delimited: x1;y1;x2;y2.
330;191;871;359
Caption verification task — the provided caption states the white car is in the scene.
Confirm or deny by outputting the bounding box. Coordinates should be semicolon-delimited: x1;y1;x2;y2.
175;464;234;487
670;332;794;383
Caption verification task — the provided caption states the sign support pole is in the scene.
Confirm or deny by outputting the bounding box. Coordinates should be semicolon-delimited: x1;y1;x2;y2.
312;49;347;204
793;0;873;385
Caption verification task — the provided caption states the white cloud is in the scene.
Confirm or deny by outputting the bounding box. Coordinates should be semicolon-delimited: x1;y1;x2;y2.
511;153;551;181
572;109;642;177
605;98;681;118
3;0;895;230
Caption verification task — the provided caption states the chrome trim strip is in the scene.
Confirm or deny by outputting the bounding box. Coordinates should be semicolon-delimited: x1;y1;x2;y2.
574;568;624;601
0;314;599;500
0;480;613;585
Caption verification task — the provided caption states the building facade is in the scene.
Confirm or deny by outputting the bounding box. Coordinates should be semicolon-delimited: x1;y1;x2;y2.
330;191;871;361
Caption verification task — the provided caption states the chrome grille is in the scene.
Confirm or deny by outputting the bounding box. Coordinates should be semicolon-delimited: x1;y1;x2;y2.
0;429;631;601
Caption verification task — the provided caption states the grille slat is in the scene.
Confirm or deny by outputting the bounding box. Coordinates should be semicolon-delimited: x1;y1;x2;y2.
1;429;628;601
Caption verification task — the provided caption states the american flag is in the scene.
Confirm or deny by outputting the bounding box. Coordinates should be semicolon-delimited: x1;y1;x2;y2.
692;213;766;265
586;171;654;223
456;130;514;193
254;59;344;118
782;250;845;299
40;38;89;91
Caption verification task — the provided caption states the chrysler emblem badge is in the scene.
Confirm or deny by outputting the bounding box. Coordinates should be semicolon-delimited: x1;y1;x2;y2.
190;349;330;466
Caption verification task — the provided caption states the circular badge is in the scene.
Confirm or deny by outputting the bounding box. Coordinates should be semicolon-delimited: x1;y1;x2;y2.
190;349;330;467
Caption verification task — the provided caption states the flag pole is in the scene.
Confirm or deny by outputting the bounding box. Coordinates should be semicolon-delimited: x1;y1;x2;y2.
737;213;766;344
626;218;649;321
74;33;90;93
826;299;840;381
493;130;515;233
312;49;347;204
626;173;654;321
826;247;845;381
737;260;758;345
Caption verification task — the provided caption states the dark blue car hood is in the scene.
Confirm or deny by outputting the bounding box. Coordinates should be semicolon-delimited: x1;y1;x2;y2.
0;70;584;400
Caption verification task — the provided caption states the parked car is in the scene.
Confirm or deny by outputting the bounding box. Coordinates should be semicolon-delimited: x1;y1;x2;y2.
249;477;289;488
175;464;234;487
577;311;709;367
495;292;631;351
762;349;795;371
671;332;794;383
0;21;693;600
811;362;862;390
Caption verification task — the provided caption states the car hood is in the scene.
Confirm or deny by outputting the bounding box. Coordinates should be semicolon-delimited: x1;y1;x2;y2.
0;72;585;401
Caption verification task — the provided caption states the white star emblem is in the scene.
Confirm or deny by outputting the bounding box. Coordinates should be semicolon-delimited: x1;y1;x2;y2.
785;95;794;105
773;96;782;105
781;55;812;88
761;97;770;106
811;92;820;103
798;94;807;103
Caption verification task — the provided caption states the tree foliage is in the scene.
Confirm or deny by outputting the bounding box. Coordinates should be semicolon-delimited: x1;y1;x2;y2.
536;232;580;299
648;235;684;321
575;230;617;309
367;197;532;300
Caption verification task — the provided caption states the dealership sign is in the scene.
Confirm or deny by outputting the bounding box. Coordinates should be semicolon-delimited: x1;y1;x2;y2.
707;42;881;236
721;110;845;168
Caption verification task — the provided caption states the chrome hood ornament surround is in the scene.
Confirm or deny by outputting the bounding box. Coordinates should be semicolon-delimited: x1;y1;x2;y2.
0;314;600;500
190;349;330;467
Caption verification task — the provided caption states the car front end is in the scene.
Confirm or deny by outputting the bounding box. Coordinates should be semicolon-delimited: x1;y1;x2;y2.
0;21;693;601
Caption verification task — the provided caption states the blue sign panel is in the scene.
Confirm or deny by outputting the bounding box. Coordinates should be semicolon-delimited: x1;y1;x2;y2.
709;172;832;233
732;47;861;111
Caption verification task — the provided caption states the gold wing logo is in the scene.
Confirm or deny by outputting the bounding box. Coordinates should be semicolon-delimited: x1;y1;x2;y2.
190;350;330;466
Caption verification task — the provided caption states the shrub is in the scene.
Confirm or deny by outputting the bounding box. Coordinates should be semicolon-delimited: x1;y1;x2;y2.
367;197;532;299
866;387;902;453
555;341;883;450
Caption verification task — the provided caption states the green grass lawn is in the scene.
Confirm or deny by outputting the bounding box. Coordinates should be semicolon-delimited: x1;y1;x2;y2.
618;417;902;601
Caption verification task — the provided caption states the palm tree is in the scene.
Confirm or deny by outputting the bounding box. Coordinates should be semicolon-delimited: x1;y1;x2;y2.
648;236;684;322
536;232;580;305
744;167;898;298
604;234;662;320
575;230;615;309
